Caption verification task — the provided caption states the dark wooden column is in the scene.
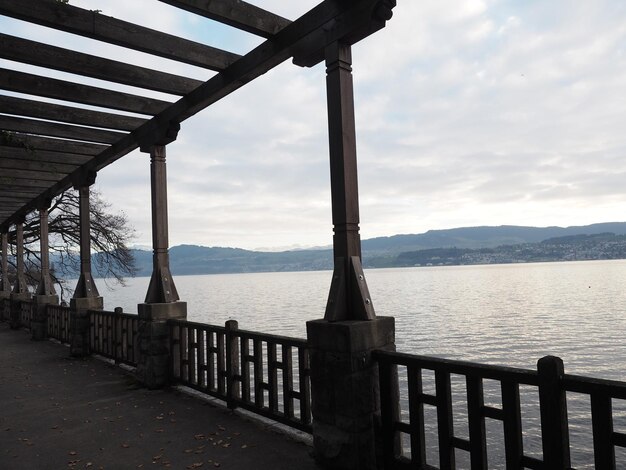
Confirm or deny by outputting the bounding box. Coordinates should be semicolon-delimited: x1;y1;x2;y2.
32;200;59;340
144;144;180;304
324;41;375;322
11;219;28;295
70;172;103;356
0;231;10;296
35;202;56;296
306;41;396;470
137;124;186;389
10;218;31;329
73;181;100;299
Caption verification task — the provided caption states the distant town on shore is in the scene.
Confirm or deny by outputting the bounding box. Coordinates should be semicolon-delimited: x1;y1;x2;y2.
116;222;626;276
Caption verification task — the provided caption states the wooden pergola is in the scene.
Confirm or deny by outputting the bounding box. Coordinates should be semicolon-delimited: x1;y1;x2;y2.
0;2;399;468
0;0;394;226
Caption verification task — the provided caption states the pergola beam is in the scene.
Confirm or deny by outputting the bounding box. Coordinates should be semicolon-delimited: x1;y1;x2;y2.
0;69;171;116
0;0;241;71
0;115;126;145
0;34;204;96
0;147;93;165
0;158;79;174
159;0;291;38
0;95;147;131
0;133;107;156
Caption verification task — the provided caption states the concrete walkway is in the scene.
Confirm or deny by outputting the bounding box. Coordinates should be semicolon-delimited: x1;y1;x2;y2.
0;323;320;470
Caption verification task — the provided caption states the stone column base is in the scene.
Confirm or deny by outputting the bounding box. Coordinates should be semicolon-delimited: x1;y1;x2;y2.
306;317;396;470
136;301;187;389
70;296;103;357
31;294;59;340
10;292;31;330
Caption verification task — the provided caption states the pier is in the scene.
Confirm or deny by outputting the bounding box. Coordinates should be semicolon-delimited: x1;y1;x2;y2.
2;1;626;469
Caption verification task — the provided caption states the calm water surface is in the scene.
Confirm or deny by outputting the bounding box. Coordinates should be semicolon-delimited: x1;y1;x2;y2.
100;260;626;468
104;260;626;378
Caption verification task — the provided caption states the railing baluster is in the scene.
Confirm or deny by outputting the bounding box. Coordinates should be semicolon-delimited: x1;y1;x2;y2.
217;330;226;395
408;365;427;468
435;369;455;470
241;337;251;402
537;356;570;469
254;339;263;408
299;347;311;425
197;328;206;389
282;344;294;419
268;341;278;412
501;381;523;470
466;375;488;470
378;357;398;469
207;331;215;391
591;393;616;469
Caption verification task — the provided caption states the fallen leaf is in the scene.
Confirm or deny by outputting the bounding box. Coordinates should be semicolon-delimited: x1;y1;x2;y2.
69;451;77;456
121;443;130;448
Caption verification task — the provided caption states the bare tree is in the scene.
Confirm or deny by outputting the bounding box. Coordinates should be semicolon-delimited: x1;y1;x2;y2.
6;188;137;301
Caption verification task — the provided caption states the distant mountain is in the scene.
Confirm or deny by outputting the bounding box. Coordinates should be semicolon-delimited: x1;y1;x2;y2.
126;222;626;276
362;223;626;253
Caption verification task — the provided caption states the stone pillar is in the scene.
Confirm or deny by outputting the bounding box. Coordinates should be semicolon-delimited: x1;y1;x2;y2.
137;141;186;389
10;219;31;329
32;201;59;340
0;230;11;321
306;42;396;470
70;175;103;356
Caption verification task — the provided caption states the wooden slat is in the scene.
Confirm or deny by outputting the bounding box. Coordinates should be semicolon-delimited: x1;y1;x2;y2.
0;34;203;95
0;115;126;144
591;394;616;469
282;344;294;419
408;365;427;467
0;170;65;184
159;0;290;38
1;133;108;156
0;147;93;165
0;0;240;71
0;69;170;115
0;177;52;188
435;370;455;469
501;382;524;469
0;157;79;174
0;186;42;197
466;376;488;470
0;95;146;131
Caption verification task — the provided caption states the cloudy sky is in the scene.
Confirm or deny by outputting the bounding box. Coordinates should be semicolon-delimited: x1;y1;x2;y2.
3;1;626;250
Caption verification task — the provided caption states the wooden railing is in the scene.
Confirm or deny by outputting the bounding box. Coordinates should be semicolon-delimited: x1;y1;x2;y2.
47;304;71;343
374;349;626;469
19;300;32;329
89;309;139;367
0;297;10;321
169;319;312;433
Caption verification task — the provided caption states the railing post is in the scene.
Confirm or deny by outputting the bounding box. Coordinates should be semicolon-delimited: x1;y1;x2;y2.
114;307;123;364
537;355;570;469
225;320;240;409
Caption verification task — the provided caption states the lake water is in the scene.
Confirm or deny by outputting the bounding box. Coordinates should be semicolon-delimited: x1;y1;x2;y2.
101;259;626;379
98;260;626;467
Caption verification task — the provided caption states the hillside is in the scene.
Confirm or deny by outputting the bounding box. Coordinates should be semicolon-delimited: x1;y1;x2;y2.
125;223;626;276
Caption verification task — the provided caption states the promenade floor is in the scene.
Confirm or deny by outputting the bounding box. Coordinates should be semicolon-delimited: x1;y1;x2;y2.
0;323;320;470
